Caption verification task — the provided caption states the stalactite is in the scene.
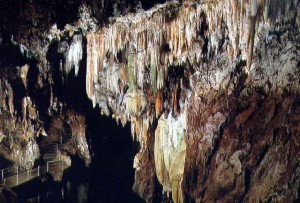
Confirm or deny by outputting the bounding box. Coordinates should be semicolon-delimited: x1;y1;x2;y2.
128;54;137;91
84;0;290;149
83;1;296;202
65;35;83;76
157;67;165;90
150;55;157;95
155;91;164;118
247;15;257;70
22;97;27;124
6;81;14;116
18;64;29;89
124;90;147;116
172;83;180;115
27;97;37;120
246;0;258;70
86;0;274;112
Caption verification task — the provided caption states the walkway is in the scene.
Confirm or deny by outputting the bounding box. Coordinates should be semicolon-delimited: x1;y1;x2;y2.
0;139;70;188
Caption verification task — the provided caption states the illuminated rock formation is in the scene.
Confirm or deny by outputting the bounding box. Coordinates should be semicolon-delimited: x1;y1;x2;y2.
0;78;41;168
85;0;300;202
0;0;299;202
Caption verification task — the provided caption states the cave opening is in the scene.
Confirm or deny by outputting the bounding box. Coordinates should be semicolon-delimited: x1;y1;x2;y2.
1;33;143;202
67;38;143;202
11;37;144;202
56;43;144;201
84;107;143;203
52;106;143;203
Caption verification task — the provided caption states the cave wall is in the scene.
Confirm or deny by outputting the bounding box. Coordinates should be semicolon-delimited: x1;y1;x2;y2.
0;0;300;202
84;0;300;202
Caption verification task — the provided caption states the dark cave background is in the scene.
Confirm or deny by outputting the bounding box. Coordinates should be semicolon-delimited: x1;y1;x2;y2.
3;29;145;202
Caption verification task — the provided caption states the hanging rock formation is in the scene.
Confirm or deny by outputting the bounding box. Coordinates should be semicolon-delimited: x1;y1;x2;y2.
0;0;299;202
86;1;299;202
85;0;300;202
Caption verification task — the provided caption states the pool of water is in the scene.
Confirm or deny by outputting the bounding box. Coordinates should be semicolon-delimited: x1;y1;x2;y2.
13;115;144;203
13;154;144;203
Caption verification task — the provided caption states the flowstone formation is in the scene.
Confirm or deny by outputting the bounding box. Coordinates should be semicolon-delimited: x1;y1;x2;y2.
0;0;299;202
85;0;300;202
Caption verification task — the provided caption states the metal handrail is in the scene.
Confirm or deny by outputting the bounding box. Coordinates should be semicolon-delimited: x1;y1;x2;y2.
1;136;69;187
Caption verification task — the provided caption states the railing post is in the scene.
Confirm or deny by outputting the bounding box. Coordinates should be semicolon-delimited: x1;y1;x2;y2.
47;162;49;173
60;136;62;145
38;166;40;176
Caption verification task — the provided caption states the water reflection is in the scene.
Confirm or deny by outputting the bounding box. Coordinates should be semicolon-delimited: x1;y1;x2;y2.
12;103;144;202
13;115;144;203
13;154;143;203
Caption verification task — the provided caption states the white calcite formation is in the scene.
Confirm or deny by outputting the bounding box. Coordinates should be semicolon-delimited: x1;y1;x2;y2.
154;111;187;202
86;0;298;138
84;0;299;202
0;0;298;202
65;34;83;76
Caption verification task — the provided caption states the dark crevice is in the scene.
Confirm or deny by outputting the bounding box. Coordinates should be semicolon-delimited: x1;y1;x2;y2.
141;0;166;10
255;144;270;167
197;12;209;60
0;34;36;66
239;168;252;203
163;43;171;52
244;168;251;190
185;192;196;203
199;187;207;202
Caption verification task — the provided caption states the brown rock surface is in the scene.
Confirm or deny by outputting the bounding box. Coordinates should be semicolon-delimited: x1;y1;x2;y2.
0;0;299;202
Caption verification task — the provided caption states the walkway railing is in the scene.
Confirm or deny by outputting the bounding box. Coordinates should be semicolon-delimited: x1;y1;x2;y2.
0;136;70;188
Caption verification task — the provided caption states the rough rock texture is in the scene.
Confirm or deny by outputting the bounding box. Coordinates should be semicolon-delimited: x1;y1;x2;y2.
65;110;91;165
0;46;91;172
85;0;300;202
0;66;42;168
0;0;300;202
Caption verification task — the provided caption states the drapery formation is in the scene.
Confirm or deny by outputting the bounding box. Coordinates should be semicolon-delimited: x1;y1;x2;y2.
86;0;299;202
